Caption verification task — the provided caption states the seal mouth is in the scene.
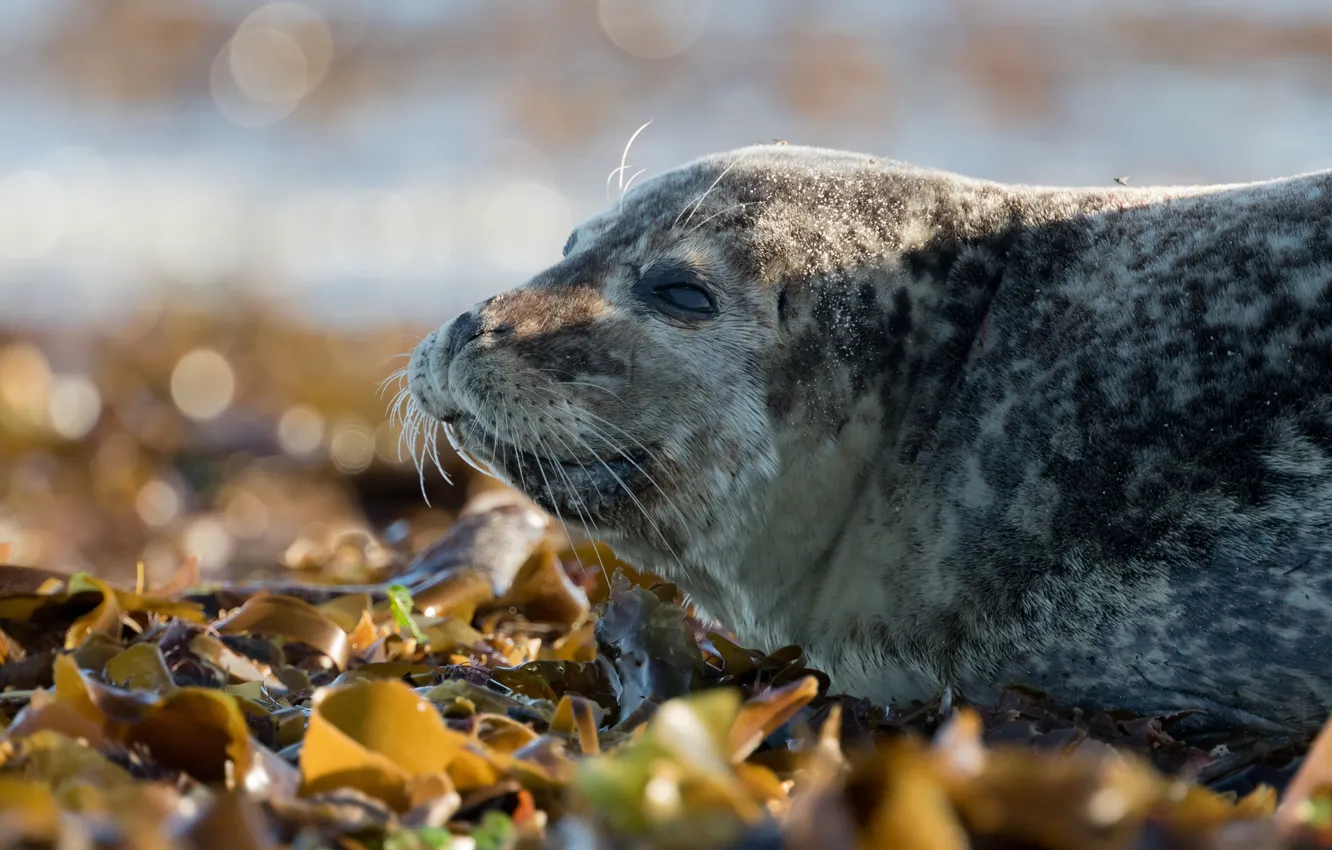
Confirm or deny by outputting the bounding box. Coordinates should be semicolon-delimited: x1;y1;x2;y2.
445;414;651;518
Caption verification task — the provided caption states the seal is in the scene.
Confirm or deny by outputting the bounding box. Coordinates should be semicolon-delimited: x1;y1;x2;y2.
405;143;1332;732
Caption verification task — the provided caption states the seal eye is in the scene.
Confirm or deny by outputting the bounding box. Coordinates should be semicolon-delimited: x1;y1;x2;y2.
652;283;715;316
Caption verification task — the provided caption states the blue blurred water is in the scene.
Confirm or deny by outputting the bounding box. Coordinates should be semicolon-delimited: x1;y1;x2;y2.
2;0;1332;327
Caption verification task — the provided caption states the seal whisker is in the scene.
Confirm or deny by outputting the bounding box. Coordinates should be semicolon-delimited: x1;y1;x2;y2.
424;420;451;485
605;119;653;204
568;406;683;488
403;404;431;507
528;378;683;488
516;418;587;574
557;425;686;575
387;385;412;428
621;167;649;202
675;149;752;231
576;418;692;530
688;201;756;234
496;397;537;521
396;395;425;465
533;370;630;405
527;427;609;586
377;366;409;397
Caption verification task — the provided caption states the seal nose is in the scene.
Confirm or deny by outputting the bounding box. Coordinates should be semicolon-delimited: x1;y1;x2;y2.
442;311;484;362
441;303;514;363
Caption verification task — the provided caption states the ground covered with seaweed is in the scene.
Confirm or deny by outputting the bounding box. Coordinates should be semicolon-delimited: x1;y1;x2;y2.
3;310;1332;849
2;474;1332;850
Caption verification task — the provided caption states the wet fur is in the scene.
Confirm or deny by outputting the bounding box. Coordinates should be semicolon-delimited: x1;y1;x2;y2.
409;144;1332;732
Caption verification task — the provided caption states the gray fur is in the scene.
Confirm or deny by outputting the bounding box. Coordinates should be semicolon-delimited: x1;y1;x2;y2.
408;144;1332;732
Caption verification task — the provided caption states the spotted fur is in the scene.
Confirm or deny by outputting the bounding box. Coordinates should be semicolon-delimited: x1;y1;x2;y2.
409;144;1332;732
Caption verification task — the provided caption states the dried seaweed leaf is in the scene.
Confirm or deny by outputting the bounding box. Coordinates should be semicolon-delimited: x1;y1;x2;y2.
215;593;351;669
104;643;176;693
300;679;471;810
124;687;256;783
726;675;819;763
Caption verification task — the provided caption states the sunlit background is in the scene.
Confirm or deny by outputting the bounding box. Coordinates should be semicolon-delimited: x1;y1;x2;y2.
2;0;1332;582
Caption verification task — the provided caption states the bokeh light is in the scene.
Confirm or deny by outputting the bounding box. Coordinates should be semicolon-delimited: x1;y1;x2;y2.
479;180;572;274
0;169;68;261
211;3;332;127
329;417;375;474
170;349;236;422
48;375;102;440
182;516;234;574
278;404;325;456
0;343;53;430
598;0;712;59
135;479;182;528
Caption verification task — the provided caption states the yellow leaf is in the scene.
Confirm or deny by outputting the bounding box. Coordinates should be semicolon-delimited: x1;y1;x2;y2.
299;679;470;810
64;575;123;649
317;593;374;634
0;777;60;840
552;694;601;755
104;643;177;694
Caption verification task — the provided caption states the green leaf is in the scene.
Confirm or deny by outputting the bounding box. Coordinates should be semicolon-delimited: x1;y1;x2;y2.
417;826;453;849
382;826;453;850
387;583;430;645
472;810;515;850
66;572;100;595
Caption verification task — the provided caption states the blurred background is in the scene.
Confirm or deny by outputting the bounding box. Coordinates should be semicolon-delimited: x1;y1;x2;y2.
2;0;1331;584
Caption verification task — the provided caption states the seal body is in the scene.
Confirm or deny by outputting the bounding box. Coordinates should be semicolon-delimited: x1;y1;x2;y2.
407;144;1332;731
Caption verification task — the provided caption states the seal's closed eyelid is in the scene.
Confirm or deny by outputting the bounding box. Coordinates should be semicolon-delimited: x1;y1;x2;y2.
635;259;709;293
633;260;719;320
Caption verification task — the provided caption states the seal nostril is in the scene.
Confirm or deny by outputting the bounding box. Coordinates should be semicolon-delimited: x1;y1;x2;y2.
442;312;483;361
442;313;515;362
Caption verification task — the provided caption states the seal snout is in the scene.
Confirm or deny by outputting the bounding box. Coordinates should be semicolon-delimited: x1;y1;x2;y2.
442;311;483;362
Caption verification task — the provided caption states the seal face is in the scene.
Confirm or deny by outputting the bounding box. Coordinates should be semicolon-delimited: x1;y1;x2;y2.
408;143;1332;732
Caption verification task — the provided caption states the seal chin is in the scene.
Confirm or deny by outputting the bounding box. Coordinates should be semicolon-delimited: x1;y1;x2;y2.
451;413;650;522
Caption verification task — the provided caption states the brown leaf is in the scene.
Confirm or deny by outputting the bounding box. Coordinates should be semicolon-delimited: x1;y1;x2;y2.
214;592;351;669
0;777;61;841
552;694;602;755
189;632;285;689
726;675;819;763
408;568;494;624
124;687;255;783
493;547;590;627
854;738;970;850
0;564;69;597
316;593;374;634
181;789;280;850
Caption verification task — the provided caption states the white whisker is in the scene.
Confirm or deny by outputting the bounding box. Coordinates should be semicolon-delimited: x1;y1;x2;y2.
688;201;756;234
675;150;753;231
552;424;686;575
621;167;648;200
